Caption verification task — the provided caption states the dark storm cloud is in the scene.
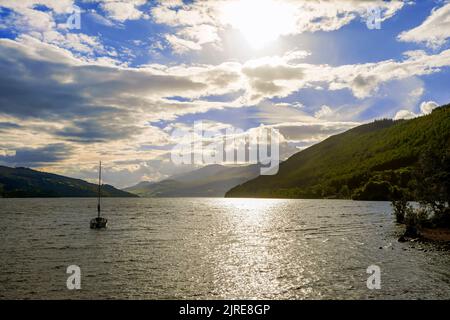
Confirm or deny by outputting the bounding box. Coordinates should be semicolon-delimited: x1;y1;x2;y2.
54;119;143;143
0;37;214;155
0;143;73;167
0;47;114;119
0;39;206;121
0;122;21;130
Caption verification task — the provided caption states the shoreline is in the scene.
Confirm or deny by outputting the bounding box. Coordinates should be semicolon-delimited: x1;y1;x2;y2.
418;228;450;242
399;226;450;243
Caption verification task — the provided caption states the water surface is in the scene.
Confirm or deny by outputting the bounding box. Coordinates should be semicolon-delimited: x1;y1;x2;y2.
0;198;449;299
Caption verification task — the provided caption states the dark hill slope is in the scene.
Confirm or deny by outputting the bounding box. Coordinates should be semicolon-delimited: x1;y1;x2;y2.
0;166;137;198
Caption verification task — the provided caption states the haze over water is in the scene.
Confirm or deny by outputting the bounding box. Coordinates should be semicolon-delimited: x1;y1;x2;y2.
0;198;449;299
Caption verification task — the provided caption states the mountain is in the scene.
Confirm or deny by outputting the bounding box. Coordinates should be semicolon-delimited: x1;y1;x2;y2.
124;164;260;197
0;166;137;198
226;104;450;200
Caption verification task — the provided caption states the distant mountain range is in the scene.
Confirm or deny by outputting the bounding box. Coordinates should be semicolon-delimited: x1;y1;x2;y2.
226;104;450;200
124;164;260;197
0;166;137;198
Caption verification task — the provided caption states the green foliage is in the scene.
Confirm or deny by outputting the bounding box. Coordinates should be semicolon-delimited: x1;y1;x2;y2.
391;144;450;229
404;206;432;229
352;180;393;201
339;185;351;199
226;104;450;200
414;148;450;213
391;199;409;223
413;147;450;228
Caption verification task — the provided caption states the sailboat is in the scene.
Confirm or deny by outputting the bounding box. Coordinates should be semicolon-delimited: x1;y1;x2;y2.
90;161;108;229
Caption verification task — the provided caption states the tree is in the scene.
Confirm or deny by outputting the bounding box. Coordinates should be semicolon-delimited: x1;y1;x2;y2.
339;184;351;198
414;148;450;227
391;199;408;223
353;180;393;201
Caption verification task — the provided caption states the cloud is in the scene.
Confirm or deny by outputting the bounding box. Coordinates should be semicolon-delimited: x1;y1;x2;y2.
271;121;358;143
87;10;116;27
0;36;248;183
238;48;450;103
0;0;123;62
394;109;417;120
53;119;144;143
0;143;73;167
420;100;439;114
152;0;406;53
0;0;74;13
252;101;360;143
165;24;221;54
96;0;148;22
314;105;333;119
0;6;56;33
2;2;443;106
41;31;110;56
0;122;21;130
1;35;448;134
165;34;203;54
328;49;450;99
398;3;450;48
0;36;220;121
394;100;440;120
67;153;200;188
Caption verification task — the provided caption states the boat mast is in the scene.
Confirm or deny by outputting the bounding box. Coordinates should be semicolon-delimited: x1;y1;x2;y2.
97;161;101;218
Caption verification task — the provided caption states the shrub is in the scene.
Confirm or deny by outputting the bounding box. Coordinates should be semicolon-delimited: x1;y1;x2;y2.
391;199;409;223
430;207;450;228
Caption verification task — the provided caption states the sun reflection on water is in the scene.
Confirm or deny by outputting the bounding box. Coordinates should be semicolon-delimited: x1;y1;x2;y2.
219;198;280;224
210;198;292;298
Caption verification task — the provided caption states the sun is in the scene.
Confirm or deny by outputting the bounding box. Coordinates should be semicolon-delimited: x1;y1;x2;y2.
220;0;297;49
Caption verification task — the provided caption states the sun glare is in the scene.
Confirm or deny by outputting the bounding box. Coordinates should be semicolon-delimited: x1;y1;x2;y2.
221;0;297;49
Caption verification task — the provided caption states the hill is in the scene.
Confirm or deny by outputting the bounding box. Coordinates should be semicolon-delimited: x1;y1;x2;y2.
226;104;450;200
125;164;260;197
0;166;137;198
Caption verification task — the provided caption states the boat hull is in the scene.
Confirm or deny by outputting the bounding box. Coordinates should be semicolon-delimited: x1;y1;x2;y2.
90;217;108;229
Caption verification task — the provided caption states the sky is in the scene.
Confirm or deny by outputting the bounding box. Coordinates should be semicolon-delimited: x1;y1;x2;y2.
0;0;449;188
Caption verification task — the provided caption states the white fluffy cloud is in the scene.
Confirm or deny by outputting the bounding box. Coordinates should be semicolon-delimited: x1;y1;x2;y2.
398;3;450;48
94;0;148;22
314;105;333;119
152;0;406;53
420;101;439;114
0;0;121;61
0;0;74;14
165;34;203;54
0;0;73;34
394;100;440;120
236;48;450;103
328;49;450;99
394;109;417;120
